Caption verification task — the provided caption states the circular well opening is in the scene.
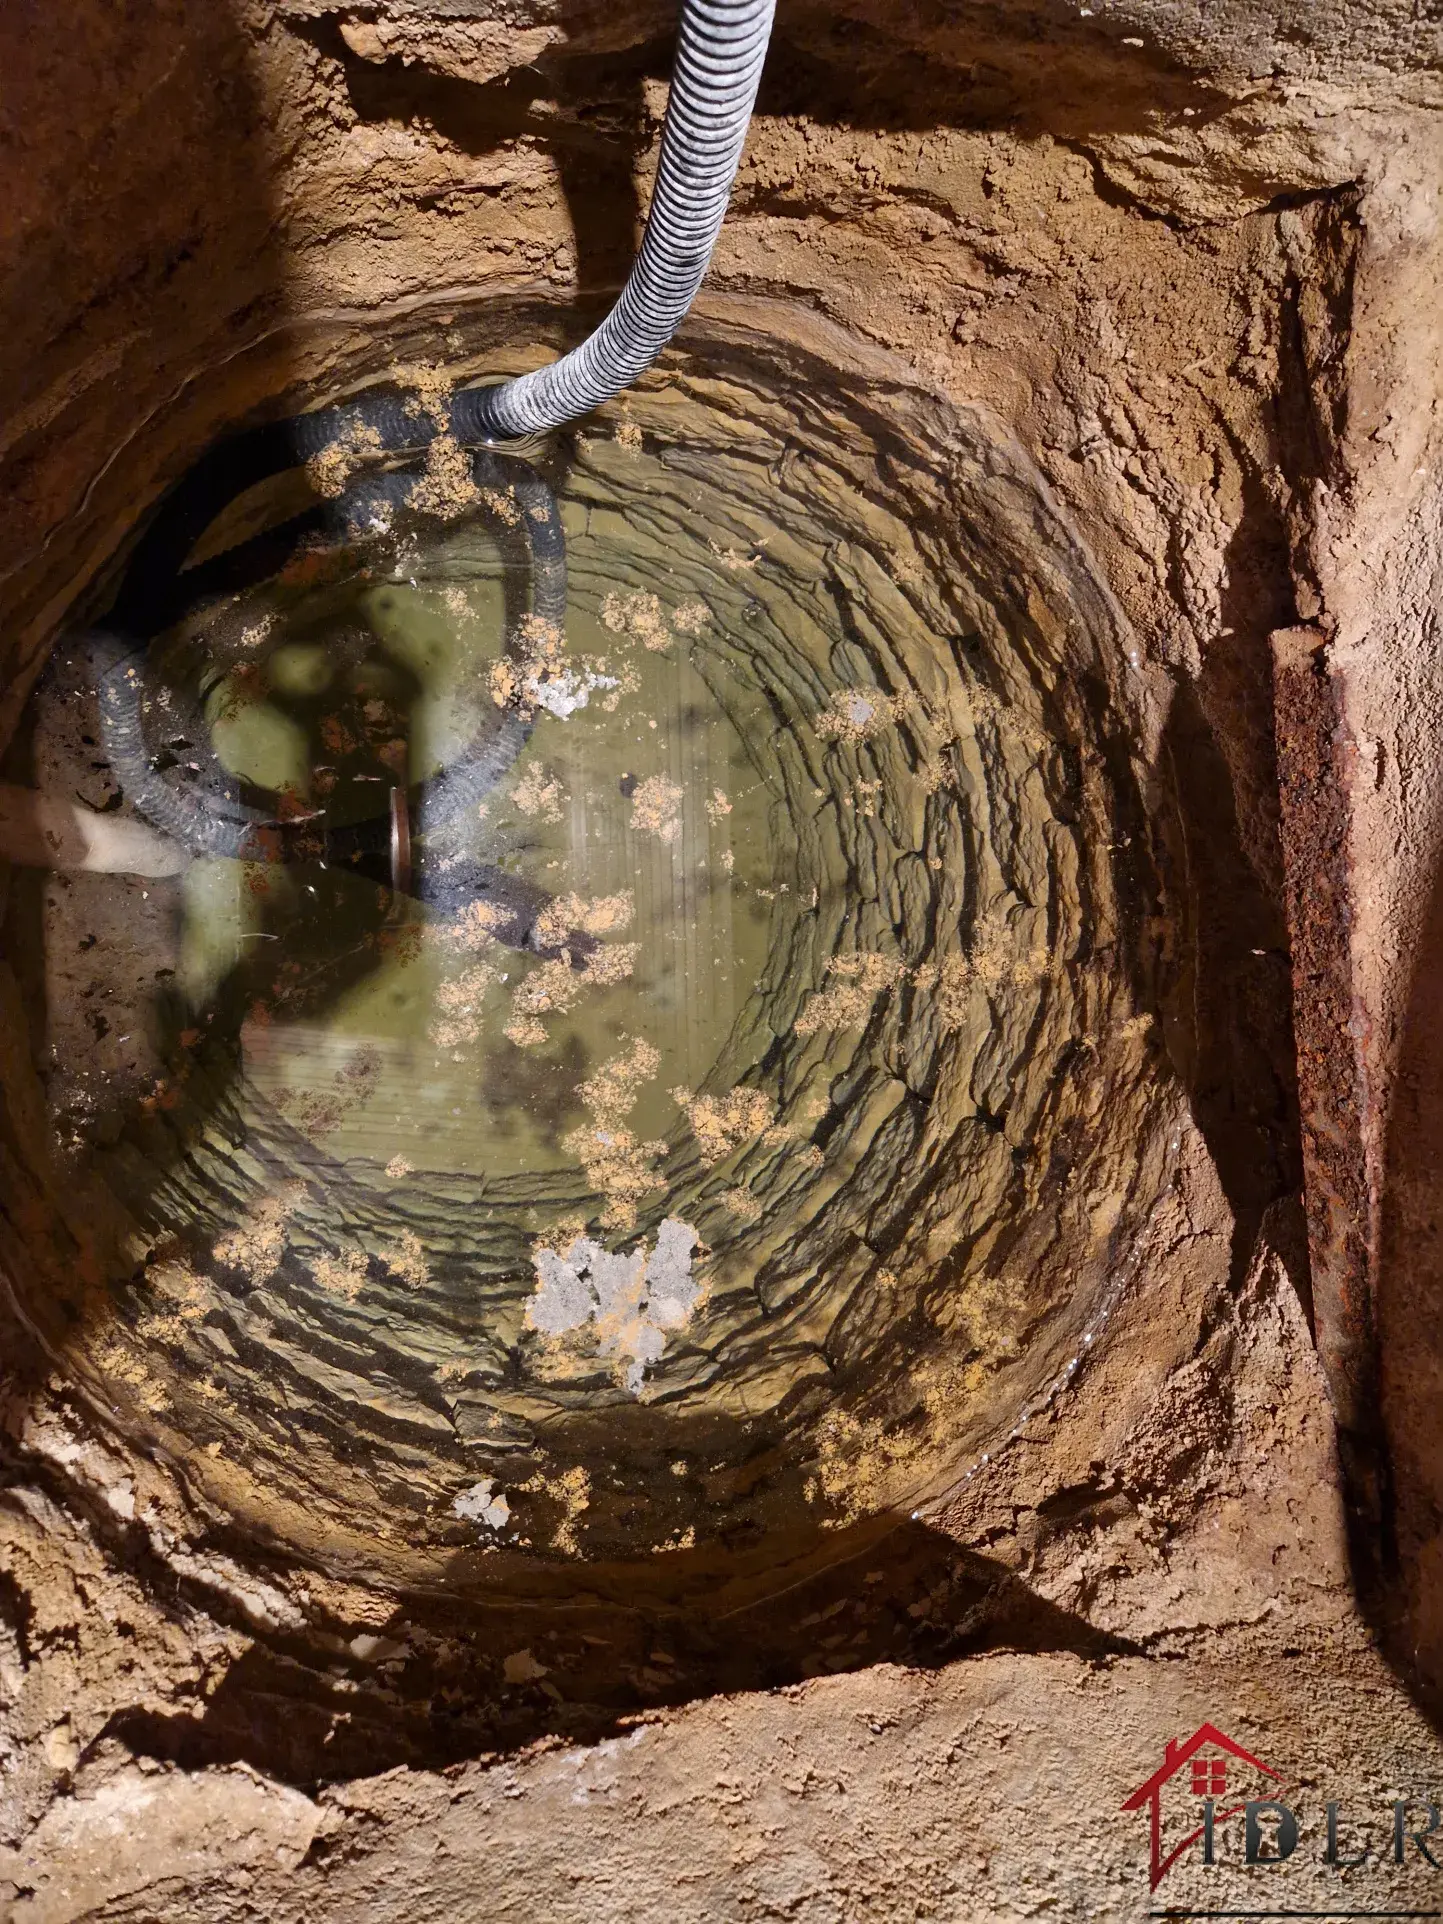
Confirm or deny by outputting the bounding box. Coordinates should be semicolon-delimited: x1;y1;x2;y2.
2;301;1179;1636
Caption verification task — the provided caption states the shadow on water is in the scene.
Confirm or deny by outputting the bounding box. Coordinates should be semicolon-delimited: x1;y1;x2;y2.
5;512;493;1222
0;0;292;1407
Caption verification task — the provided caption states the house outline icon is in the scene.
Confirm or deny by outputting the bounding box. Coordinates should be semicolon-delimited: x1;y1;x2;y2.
1121;1721;1282;1889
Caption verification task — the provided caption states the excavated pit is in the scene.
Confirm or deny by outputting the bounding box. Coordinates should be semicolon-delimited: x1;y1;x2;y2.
0;307;1183;1763
17;2;1443;1899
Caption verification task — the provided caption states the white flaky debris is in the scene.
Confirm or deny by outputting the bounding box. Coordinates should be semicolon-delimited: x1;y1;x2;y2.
644;1217;703;1330
529;668;619;719
526;1218;701;1394
452;1479;511;1531
0;783;188;879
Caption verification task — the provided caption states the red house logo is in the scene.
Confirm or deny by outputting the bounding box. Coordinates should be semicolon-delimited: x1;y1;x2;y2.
1122;1722;1282;1889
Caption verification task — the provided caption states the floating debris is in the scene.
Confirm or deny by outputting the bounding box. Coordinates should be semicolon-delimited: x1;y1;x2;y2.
673;1084;773;1164
526;1217;701;1393
814;685;911;742
630;773;683;843
794;953;908;1036
452;1479;511;1531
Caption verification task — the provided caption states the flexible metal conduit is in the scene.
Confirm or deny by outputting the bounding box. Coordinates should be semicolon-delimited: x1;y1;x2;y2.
75;0;774;874
111;0;775;619
455;0;776;441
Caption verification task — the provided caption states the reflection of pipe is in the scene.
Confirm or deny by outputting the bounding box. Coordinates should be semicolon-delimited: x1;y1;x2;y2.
457;0;777;440
94;449;561;864
36;0;776;909
0;782;599;964
0;783;187;878
58;450;595;955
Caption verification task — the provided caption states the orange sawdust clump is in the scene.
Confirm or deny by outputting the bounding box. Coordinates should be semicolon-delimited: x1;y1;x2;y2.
673;599;711;636
814;685;911;742
563;1037;666;1231
488;614;567;716
575;942;638;987
582;1038;659;1129
562;1124;667;1232
439;898;511;954
721;1186;762;1224
479;483;520;527
910;911;1052;1025
600;589;672;652
306;420;384;499
312;1248;369;1301
516;1464;593;1556
794;952;908;1036
272;1045;382;1140
408;432;480;518
672;1084;774;1164
531;891;633;951
504;942;639;1048
630;774;683;842
429;960;502;1050
511;762;565;823
381;1230;430;1289
213;1182;306;1285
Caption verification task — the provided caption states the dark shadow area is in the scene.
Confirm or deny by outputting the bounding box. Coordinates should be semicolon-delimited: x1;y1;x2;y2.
0;0;294;1432
1;498;486;1238
83;1514;1135;1788
757;0;1239;147
292;14;649;310
1374;838;1443;1722
1155;545;1308;1310
1257;190;1417;1659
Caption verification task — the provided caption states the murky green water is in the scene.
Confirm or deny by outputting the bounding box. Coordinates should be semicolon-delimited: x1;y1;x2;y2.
178;522;779;1179
16;338;1171;1565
